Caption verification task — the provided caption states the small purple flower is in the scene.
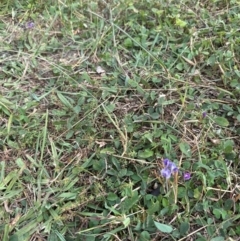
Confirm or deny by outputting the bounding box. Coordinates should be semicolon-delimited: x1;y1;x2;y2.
161;159;178;179
202;112;207;118
26;21;35;29
170;162;178;173
161;168;171;179
183;172;191;181
163;158;171;166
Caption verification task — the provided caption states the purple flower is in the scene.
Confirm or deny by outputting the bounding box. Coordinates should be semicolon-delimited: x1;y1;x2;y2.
163;159;178;172
170;162;178;173
161;168;171;179
163;158;171;167
26;21;35;29
202;112;207;118
183;172;191;181
161;159;178;179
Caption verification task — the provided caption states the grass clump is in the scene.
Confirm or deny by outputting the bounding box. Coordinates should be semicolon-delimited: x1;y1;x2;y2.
0;0;240;240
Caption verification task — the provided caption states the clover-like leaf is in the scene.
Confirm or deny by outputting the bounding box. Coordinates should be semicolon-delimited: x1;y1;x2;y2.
214;117;229;127
154;221;173;233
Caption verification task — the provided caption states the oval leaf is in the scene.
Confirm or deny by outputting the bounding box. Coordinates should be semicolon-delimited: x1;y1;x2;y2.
214;117;229;127
138;149;154;158
154;221;173;233
179;142;191;157
180;222;190;235
237;114;240;122
210;236;225;241
140;231;150;241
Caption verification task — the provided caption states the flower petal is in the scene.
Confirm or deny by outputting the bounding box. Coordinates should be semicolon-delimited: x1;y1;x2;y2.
170;162;178;173
202;112;207;118
26;21;35;29
183;172;191;181
163;159;171;167
161;168;171;179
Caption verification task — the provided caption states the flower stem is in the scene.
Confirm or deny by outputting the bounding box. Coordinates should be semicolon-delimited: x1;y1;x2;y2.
173;171;178;204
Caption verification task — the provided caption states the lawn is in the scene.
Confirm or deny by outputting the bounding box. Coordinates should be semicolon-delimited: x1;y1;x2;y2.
0;0;240;240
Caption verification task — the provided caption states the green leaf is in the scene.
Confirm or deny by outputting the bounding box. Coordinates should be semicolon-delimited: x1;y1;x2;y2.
147;200;160;215
138;149;154;158
210;236;225;241
179;142;191;157
123;38;133;48
175;18;187;27
122;191;139;211
139;231;150;241
58;192;77;199
107;192;118;201
122;217;130;228
54;230;67;241
213;208;227;220
237;114;240;122
194;188;201;199
126;79;145;95
213;117;229;127
224;199;234;211
15;158;26;169
105;202;121;215
150;112;160;119
118;168;128;177
56;91;74;110
105;103;115;113
180;222;190;235
0;95;14;109
223;140;234;153
7;113;13;134
154;221;173;233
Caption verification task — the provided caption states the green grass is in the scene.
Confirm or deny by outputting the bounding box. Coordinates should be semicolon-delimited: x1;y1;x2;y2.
0;0;240;240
